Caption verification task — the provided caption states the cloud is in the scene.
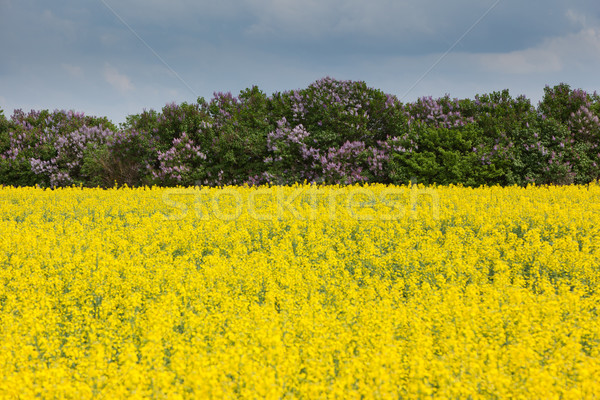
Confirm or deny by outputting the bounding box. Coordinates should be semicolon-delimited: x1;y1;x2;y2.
97;0;245;27
103;63;134;93
62;63;84;78
243;0;443;38
566;9;588;28
39;8;79;42
478;26;600;74
2;0;599;125
95;0;583;56
479;49;563;74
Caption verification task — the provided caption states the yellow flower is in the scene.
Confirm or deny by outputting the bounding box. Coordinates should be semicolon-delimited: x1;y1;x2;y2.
0;183;599;398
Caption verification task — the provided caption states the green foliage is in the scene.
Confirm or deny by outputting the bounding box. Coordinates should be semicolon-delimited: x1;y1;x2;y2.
507;118;573;185
1;80;599;188
0;160;42;187
538;83;589;125
387;123;504;186
82;134;153;188
0;109;116;187
109;99;213;186
535;84;600;184
274;77;407;149
0;109;8;138
263;78;407;186
204;86;275;186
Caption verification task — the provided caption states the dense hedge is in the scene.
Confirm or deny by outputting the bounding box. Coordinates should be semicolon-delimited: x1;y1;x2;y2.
1;79;599;188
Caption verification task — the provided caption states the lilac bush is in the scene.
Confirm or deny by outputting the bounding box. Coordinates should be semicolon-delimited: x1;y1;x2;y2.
507;118;577;185
261;77;404;185
151;131;207;186
463;90;538;185
275;77;406;144
1;80;599;188
28;125;114;187
319;141;369;184
262;117;392;185
202;86;273;186
114;100;213;187
405;95;475;129
569;103;600;142
0;109;116;187
261;117;317;184
535;84;600;184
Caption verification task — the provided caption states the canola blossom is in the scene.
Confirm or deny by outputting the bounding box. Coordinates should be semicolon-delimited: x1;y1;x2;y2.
0;183;599;399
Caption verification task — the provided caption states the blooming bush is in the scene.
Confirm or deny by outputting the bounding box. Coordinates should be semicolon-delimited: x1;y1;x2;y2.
537;84;600;184
262;77;404;185
0;109;116;187
1;80;599;188
28;124;115;187
405;95;474;129
113;100;213;186
203;86;274;186
151;131;207;186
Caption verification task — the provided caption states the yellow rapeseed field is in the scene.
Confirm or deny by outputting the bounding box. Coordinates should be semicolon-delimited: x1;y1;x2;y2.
0;183;599;399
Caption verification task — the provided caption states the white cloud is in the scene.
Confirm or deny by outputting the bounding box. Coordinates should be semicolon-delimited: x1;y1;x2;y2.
566;9;588;28
62;63;83;78
166;89;180;98
100;33;120;47
478;26;600;75
40;9;78;40
103;63;134;93
479;49;563;74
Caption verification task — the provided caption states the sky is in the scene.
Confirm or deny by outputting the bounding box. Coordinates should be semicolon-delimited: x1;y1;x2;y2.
1;0;599;126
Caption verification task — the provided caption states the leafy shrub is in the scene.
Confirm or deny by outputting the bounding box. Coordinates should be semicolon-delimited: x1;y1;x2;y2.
405;95;475;130
1;80;599;188
112;88;276;187
385;91;541;187
108;100;213;187
0;109;8;138
262;77;404;185
204;86;275;186
387;94;499;186
536;84;600;184
506;117;576;185
82;128;159;188
477;91;535;185
0;109;116;187
386;123;504;186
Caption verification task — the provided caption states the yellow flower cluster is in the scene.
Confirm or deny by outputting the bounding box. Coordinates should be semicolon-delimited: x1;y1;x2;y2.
0;183;599;399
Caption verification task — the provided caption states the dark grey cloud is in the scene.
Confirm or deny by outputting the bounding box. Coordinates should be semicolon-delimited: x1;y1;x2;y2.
1;0;599;124
2;0;592;65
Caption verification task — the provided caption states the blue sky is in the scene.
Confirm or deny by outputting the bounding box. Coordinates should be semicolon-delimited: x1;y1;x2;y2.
1;0;599;126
